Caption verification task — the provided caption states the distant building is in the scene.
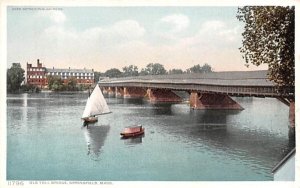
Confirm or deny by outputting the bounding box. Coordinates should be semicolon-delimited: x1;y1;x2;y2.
26;59;95;88
46;67;94;85
26;59;47;88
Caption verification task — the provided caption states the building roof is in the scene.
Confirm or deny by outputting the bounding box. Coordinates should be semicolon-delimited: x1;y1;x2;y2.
104;70;273;86
46;68;94;73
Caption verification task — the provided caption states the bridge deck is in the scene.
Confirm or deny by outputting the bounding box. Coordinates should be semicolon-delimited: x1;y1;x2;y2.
98;70;293;97
103;70;273;86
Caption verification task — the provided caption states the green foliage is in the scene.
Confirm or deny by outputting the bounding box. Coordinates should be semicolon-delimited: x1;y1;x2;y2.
7;63;25;93
94;71;104;82
123;65;139;77
47;75;64;91
47;76;87;91
21;84;41;93
76;84;91;91
66;77;77;91
98;63;213;77
186;63;213;74
168;69;184;74
104;68;123;78
141;63;167;75
237;6;294;90
202;63;213;73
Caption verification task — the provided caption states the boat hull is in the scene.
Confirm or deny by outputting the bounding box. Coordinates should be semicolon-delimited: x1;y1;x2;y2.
83;117;98;123
120;127;145;138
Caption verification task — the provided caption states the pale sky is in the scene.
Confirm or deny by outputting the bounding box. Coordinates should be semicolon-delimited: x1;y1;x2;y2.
7;6;268;72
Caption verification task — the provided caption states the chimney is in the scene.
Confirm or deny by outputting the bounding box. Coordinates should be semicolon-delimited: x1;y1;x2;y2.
37;59;42;67
27;62;32;68
53;66;54;69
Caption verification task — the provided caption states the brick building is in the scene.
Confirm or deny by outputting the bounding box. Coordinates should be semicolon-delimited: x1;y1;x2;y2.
26;59;95;88
26;59;47;88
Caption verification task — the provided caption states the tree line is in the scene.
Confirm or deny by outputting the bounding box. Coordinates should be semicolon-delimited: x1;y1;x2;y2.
94;63;213;81
7;62;213;93
47;76;90;91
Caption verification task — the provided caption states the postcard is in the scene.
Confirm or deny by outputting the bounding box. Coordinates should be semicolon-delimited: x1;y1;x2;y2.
1;1;299;188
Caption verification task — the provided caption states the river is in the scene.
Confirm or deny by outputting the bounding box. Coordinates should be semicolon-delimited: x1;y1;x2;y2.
6;92;294;181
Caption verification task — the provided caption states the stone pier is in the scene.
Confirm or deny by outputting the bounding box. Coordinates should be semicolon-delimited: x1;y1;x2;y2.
189;92;243;110
115;87;124;98
107;87;115;97
123;87;147;98
102;87;109;95
146;89;182;103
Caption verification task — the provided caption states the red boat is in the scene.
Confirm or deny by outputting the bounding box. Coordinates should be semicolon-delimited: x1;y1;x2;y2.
120;125;144;138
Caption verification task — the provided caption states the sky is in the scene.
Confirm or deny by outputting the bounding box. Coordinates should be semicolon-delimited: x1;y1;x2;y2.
7;6;268;72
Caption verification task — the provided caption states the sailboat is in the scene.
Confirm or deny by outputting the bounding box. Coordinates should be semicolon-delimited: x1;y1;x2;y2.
82;84;111;123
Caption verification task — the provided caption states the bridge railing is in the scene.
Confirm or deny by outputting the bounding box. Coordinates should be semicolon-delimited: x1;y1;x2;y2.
98;80;294;98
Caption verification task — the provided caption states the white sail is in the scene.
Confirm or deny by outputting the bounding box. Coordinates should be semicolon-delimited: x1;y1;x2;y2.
82;97;92;118
82;85;110;118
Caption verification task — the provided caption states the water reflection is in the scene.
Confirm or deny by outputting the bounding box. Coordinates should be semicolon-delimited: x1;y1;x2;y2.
150;103;174;115
123;98;145;105
121;134;144;146
190;109;240;125
82;125;110;159
149;106;291;172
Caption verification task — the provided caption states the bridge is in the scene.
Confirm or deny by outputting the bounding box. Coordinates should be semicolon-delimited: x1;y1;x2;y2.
98;70;293;105
98;70;295;137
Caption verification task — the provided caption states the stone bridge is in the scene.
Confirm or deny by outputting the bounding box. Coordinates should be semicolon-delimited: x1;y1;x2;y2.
98;70;293;109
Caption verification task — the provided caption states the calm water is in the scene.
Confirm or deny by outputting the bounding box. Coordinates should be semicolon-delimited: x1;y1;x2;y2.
7;93;294;181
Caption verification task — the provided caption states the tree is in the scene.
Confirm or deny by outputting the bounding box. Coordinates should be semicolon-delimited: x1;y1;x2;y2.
168;69;184;74
66;77;77;91
122;65;139;77
104;68;122;78
237;6;294;92
202;63;213;73
186;63;213;74
47;75;64;91
187;64;201;73
7;63;25;93
142;63;167;75
94;71;104;82
139;68;149;76
21;84;40;93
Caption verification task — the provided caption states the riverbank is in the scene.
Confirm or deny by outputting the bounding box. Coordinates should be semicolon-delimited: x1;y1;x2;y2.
40;90;89;94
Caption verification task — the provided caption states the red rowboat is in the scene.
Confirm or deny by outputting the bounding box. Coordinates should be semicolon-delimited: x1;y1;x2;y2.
120;125;145;138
